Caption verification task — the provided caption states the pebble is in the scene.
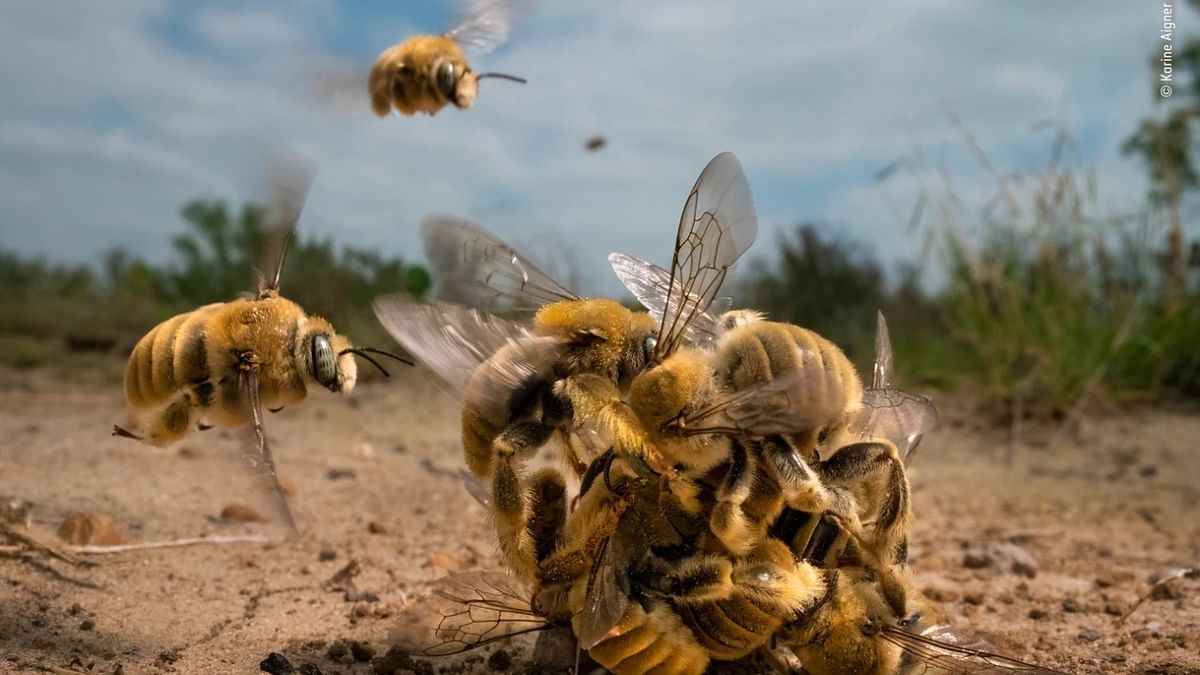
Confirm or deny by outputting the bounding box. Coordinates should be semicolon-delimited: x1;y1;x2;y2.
259;652;295;675
1062;598;1081;613
79;619;95;631
1078;629;1101;642
220;504;268;523
1028;608;1048;620
318;544;337;562
327;468;357;481
367;521;387;534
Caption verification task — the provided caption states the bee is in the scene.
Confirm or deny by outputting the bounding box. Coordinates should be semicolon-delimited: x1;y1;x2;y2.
113;158;411;534
368;0;528;117
373;152;757;581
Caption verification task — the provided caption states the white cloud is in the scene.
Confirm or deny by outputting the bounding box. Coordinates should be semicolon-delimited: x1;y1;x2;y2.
0;0;1168;297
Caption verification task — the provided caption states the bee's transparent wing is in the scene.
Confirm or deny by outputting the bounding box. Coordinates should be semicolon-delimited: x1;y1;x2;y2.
652;152;758;360
608;252;731;348
884;626;1070;674
854;389;938;463
373;295;543;394
872;310;894;390
681;357;846;438
445;0;525;54
575;535;632;650
391;571;550;657
853;311;938;462
422;214;579;316
257;151;315;297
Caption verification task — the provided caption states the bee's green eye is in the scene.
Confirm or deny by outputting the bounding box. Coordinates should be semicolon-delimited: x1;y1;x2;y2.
312;335;337;388
436;61;456;99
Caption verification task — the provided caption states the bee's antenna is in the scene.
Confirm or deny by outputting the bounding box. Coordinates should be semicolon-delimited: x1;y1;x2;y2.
475;72;527;84
339;347;414;377
269;228;294;293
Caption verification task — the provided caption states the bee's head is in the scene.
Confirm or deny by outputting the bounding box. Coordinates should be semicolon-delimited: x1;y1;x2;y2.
534;299;658;387
434;57;479;109
295;319;358;394
788;568;906;675
296;319;412;394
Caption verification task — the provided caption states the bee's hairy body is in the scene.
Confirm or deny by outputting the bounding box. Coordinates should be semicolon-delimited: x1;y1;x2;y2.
369;35;477;117
122;296;357;446
462;297;658;581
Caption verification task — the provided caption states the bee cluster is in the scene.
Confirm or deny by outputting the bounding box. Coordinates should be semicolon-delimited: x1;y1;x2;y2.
377;153;1064;674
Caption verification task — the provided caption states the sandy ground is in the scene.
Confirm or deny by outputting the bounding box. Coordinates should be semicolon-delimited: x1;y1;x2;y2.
1;365;1198;675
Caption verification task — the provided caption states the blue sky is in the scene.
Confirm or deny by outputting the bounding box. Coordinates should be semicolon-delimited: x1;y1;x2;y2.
0;0;1184;294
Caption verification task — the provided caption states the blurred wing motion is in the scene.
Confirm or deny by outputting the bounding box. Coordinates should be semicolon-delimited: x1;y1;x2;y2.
871;309;894;390
852;311;938;462
648;152;758;360
372;294;553;395
445;0;525;53
236;369;299;538
391;571;551;657
679;358;846;438
258;152;315;295
575;535;632;650
608;252;732;348
422;214;579;315
884;626;1071;674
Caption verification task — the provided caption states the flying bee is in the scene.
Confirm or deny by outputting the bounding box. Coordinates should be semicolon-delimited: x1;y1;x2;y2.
373;152;757;581
368;0;528;117
114;157;411;535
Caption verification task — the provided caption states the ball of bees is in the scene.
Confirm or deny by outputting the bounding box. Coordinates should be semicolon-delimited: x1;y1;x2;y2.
379;152;1062;674
368;0;528;117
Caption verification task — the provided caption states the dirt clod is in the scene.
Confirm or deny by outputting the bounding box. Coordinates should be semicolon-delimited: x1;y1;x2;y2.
487;648;513;671
1062;598;1081;613
327;468;357;481
318;543;337;562
220;503;268;523
296;664;323;675
367;521;387;534
423;552;458;571
260;652;295;675
57;511;129;545
79;619;95;630
1078;629;1101;642
1028;608;1048;620
350;641;377;662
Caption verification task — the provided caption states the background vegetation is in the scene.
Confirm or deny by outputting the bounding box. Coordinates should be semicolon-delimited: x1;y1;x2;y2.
3;13;1198;417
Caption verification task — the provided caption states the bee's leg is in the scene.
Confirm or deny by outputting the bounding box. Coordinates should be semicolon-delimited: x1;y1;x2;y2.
527;468;568;566
112;425;142;441
539;464;637;586
489;412;561;580
817;441;910;562
134;393;197;447
708;440;770;557
759;435;835;514
637;550;735;603
553;374;666;474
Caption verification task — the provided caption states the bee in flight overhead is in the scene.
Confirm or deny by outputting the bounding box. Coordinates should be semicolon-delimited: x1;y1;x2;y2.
369;0;529;117
113;157;411;535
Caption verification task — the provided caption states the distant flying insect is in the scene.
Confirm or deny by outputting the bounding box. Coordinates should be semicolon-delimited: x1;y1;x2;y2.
584;135;607;152
368;0;528;117
113;157;411;534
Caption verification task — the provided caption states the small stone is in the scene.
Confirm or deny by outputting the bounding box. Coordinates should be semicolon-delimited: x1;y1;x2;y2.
177;446;199;459
1078;629;1101;642
327;468;357;481
1138;465;1158;477
58;512;129;546
159;650;180;664
1028;608;1048;620
371;646;417;674
391;442;408;454
360;591;380;603
327;640;353;664
220;504;268;523
79;619;95;631
350;641;376;663
487;648;513;671
278;476;298;497
423;552;459;571
367;521;387;535
318;544;337;562
1104;603;1123;616
1146;620;1162;632
259;652;295;675
1062;598;1081;613
296;664;323;675
353;441;375;460
1150;581;1184;601
69;603;84;616
963;592;985;605
962;550;992;569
